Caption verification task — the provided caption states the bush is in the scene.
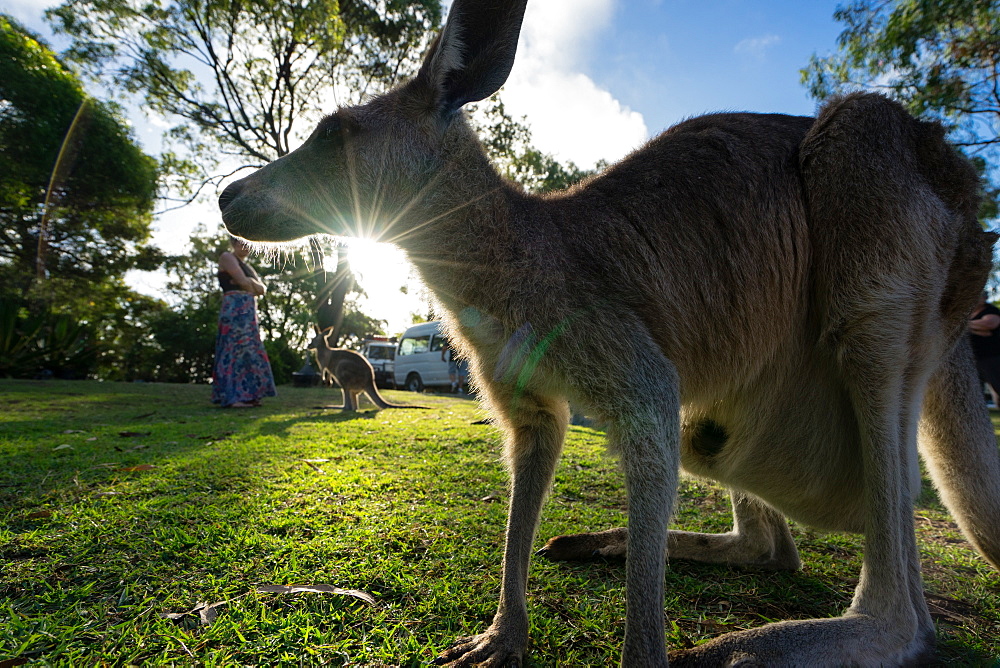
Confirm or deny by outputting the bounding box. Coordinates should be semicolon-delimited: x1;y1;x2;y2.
265;336;306;385
0;298;97;379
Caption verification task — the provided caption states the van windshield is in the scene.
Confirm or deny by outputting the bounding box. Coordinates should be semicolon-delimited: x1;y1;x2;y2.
368;346;395;360
399;335;430;355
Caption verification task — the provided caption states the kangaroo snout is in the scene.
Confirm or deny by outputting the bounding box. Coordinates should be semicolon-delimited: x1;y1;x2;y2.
218;180;244;213
218;176;261;240
218;168;314;243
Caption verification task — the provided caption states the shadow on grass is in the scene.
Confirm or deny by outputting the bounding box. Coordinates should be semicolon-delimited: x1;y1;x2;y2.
2;380;998;666
0;380;450;506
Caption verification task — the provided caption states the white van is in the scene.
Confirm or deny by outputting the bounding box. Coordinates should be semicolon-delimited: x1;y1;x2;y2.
394;321;452;392
360;338;396;388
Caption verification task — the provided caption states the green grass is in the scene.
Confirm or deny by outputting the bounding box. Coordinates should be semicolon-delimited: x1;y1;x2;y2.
1;379;998;666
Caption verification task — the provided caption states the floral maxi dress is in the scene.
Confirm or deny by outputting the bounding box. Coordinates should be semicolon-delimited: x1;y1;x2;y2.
211;290;277;406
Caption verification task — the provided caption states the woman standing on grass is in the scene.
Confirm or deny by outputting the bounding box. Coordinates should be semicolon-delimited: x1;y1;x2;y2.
211;235;276;408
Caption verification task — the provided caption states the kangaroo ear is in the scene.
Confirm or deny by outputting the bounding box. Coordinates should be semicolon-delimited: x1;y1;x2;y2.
417;0;528;116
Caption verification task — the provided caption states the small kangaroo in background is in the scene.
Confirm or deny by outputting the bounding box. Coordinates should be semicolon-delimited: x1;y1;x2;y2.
220;0;1000;664
308;326;424;412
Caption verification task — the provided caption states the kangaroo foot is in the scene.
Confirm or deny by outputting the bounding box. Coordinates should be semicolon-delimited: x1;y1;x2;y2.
537;527;628;560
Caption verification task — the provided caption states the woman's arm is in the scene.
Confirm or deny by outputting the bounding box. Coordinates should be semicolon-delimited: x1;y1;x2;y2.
219;252;266;296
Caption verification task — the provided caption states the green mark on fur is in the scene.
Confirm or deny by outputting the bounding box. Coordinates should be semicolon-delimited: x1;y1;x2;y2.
497;300;609;408
512;319;569;398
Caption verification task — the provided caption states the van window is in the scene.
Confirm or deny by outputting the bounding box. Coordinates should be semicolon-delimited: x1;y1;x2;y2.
429;335;445;352
399;335;430;355
367;346;395;360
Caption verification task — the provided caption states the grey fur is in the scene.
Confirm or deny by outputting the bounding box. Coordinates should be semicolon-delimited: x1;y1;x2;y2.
219;1;1000;664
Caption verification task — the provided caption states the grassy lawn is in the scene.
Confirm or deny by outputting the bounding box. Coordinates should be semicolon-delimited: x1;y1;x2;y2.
1;379;998;666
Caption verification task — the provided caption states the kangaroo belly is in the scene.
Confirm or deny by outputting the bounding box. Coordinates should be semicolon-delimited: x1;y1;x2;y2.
679;357;870;533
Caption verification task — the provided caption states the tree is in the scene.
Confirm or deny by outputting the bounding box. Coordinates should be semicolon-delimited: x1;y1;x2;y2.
1;16;163;378
473;96;602;194
0;16;162;300
47;0;441;365
47;0;442;194
802;0;999;222
312;243;356;346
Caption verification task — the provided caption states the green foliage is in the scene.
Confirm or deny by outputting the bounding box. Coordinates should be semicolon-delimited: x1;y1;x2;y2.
0;16;164;380
264;336;306;385
802;0;999;222
472;96;602;194
336;299;387;348
42;0;431;362
47;0;443;178
1;380;999;664
141;298;222;383
0;16;161;295
0;298;97;378
0;299;45;378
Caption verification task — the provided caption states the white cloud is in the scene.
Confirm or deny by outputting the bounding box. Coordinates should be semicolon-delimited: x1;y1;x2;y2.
519;0;612;70
500;0;648;169
734;34;781;64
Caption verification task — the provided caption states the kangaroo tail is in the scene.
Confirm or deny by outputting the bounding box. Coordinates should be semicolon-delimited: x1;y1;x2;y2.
920;339;1000;571
367;384;428;410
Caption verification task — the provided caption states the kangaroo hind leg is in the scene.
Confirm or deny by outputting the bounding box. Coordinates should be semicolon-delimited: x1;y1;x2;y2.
341;388;357;412
668;491;800;570
539;490;800;571
673;91;947;668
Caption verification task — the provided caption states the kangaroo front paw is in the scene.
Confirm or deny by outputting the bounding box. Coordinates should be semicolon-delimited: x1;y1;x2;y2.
537;527;629;561
433;628;526;668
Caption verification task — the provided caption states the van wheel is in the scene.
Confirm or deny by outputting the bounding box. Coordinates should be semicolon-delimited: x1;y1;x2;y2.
405;373;423;393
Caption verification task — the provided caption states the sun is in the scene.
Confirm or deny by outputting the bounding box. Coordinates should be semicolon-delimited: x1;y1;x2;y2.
341;238;398;282
330;238;423;335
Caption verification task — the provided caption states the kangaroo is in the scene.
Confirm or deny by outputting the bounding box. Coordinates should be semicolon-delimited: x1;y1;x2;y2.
308;326;424;411
218;0;1000;664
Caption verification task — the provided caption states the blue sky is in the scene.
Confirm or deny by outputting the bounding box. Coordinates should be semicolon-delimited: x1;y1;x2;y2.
497;0;846;168
592;1;844;128
7;0;847;153
6;0;849;332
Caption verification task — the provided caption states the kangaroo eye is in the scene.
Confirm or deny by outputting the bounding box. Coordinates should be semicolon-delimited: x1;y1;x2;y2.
314;114;358;146
323;117;341;139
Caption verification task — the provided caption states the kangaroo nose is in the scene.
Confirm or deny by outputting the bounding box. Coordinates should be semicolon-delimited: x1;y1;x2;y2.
219;180;244;212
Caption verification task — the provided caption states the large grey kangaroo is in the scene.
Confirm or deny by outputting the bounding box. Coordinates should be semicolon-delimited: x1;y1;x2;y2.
219;0;1000;664
308;326;423;411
